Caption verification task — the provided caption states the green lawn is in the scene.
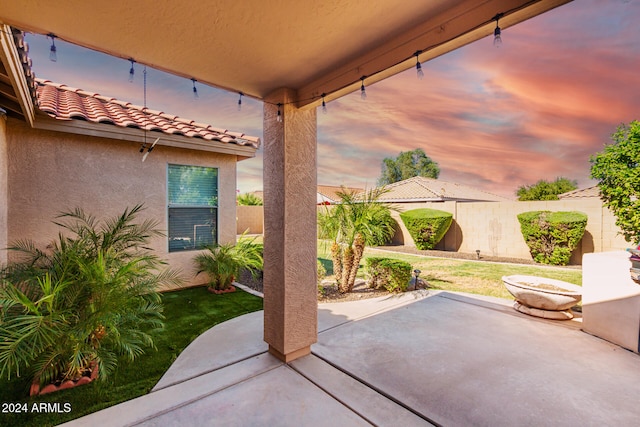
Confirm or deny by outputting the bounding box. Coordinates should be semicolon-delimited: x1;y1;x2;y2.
0;287;263;427
319;242;582;300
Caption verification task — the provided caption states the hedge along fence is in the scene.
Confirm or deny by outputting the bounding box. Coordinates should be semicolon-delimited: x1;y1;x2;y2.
365;257;413;292
399;208;453;250
517;210;588;266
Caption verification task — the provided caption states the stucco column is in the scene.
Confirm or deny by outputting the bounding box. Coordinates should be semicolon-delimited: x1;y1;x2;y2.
0;110;7;265
263;88;317;362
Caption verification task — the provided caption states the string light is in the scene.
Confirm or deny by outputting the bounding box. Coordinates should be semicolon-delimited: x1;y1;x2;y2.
321;93;327;114
47;33;57;62
415;51;424;80
128;58;135;83
493;13;503;47
191;78;199;98
276;103;283;122
360;76;367;100
237;92;243;111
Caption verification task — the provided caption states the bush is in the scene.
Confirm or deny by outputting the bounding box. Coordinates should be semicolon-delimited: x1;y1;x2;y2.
399;208;453;250
517;211;588;265
365;257;412;292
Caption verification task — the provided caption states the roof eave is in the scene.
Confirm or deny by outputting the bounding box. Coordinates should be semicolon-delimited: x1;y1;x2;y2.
0;24;35;126
32;113;258;158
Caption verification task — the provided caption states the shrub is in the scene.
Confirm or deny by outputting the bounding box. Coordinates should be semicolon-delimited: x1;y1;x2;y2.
0;205;180;389
517;210;588;265
194;236;263;291
399;208;453;250
365;257;412;292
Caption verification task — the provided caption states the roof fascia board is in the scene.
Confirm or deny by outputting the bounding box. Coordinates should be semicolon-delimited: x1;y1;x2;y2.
296;0;571;109
32;115;257;159
0;24;34;126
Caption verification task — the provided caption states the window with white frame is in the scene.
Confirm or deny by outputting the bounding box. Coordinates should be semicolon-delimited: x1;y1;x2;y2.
167;164;218;252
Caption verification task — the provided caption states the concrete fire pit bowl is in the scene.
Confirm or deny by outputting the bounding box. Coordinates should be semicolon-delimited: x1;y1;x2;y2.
502;275;582;320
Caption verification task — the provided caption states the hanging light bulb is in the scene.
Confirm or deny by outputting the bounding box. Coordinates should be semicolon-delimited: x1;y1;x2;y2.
47;33;57;62
415;51;424;80
128;58;135;83
493;13;503;48
321;93;327;114
191;78;199;99
276;103;283;122
237;92;243;111
360;76;367;100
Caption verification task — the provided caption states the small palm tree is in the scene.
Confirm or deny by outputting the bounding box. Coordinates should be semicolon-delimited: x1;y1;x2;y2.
236;192;263;206
0;204;181;389
318;187;396;293
194;236;263;291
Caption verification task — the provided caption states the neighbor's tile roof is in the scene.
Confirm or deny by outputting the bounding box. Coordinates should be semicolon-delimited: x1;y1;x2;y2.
317;185;364;203
376;176;512;202
35;78;260;148
558;186;600;199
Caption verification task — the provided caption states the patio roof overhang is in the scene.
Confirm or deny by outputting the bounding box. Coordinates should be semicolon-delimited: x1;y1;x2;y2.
0;0;571;108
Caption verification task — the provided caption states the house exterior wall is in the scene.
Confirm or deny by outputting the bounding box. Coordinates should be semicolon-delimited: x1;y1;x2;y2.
0;114;8;265
6;120;238;289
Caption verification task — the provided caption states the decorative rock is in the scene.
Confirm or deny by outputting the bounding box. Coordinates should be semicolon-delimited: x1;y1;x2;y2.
208;285;236;294
29;382;40;396
58;380;76;390
76;376;92;386
39;384;58;395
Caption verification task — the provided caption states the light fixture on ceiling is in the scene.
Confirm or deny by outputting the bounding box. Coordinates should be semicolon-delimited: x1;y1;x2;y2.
276;103;283;122
47;33;57;62
191;78;199;99
360;76;367;100
415;51;424;80
493;13;504;47
128;58;135;83
321;93;327;114
237;92;243;111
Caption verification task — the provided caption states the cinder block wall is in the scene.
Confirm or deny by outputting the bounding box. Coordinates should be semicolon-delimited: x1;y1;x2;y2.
236;205;264;234
237;199;629;265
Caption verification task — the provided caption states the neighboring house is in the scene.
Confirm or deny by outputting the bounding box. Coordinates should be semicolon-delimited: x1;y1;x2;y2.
558;186;601;200
374;176;513;203
0;29;259;288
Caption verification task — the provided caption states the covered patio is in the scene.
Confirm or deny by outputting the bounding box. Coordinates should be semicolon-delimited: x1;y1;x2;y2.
0;0;574;364
61;290;640;426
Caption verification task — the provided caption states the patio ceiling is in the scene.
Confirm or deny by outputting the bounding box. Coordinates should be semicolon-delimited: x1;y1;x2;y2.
0;0;571;108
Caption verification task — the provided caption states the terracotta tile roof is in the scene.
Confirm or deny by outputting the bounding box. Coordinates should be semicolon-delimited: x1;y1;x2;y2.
317;185;364;204
558;186;600;199
375;176;512;202
34;78;260;148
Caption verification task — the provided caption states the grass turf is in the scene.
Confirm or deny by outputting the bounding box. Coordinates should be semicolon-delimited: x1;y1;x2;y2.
0;287;263;427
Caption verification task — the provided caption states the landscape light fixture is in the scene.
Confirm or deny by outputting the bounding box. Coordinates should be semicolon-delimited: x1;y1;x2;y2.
415;51;424;80
360;76;367;100
493;13;504;47
413;269;422;290
47;33;57;62
128;59;135;82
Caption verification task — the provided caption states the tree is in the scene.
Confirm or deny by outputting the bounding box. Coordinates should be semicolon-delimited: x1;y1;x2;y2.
378;148;440;185
317;187;396;293
516;177;578;201
237;192;263;206
590;120;640;243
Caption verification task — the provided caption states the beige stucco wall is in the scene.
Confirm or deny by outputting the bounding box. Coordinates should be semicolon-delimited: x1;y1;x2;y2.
236;205;264;234
270;198;630;265
0;114;8;265
6;120;238;289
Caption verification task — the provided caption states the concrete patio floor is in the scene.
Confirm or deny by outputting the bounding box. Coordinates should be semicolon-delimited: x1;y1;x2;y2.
63;290;640;426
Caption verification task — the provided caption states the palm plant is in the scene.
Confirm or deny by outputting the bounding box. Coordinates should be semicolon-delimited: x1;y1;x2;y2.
318;187;397;293
0;204;181;389
194;236;263;291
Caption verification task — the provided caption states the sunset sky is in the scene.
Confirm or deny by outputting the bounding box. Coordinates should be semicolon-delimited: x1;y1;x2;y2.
24;0;640;198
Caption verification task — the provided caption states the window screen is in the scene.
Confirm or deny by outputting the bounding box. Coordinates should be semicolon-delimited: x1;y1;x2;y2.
168;164;218;252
